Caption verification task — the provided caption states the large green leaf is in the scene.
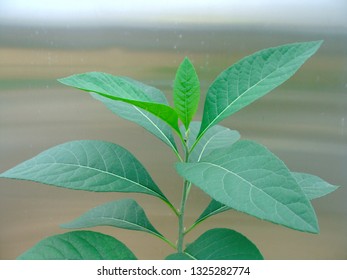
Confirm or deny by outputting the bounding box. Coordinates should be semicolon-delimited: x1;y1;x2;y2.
91;77;178;155
58;72;181;136
192;172;338;228
176;140;319;233
181;122;240;162
292;172;339;200
0;140;168;202
62;199;164;239
184;228;263;260
17;230;137;260
174;57;200;129
198;41;322;138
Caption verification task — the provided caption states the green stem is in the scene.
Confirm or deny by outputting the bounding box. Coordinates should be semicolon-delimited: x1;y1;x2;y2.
177;179;190;253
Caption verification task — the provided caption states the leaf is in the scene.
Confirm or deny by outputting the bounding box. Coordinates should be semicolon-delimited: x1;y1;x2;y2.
184;228;263;260
174;57;200;129
91;77;178;155
199;41;323;138
0;140;168;203
58;72;182;136
17;230;137;260
292;172;339;200
176;140;319;233
62;199;164;239
165;253;194;260
192;199;230;228
181;121;240;162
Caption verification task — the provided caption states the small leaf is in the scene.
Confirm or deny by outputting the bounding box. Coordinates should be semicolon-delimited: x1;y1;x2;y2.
184;228;263;260
62;199;164;239
17;230;137;260
165;253;194;260
0;140;168;203
292;172;339;200
192;199;230;228
174;57;200;129
176;140;319;233
91;77;178;155
58;72;182;136
199;41;323;138
181;122;240;162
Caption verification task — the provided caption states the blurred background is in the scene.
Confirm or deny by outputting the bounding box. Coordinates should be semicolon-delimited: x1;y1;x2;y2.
0;0;346;259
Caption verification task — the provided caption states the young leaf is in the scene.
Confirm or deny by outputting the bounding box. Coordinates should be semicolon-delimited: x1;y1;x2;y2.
58;72;182;137
184;228;263;260
181;121;240;162
292;172;339;200
198;41;323;138
174;57;200;129
187;199;230;233
0;140;169;203
176;140;319;233
91;77;178;156
17;230;137;260
62;199;165;240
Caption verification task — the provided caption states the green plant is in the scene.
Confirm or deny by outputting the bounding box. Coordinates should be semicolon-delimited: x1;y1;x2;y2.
0;41;339;260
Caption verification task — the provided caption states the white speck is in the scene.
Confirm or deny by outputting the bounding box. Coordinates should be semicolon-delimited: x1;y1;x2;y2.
178;34;182;39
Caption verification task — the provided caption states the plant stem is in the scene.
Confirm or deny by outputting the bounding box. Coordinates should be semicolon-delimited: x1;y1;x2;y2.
177;179;190;253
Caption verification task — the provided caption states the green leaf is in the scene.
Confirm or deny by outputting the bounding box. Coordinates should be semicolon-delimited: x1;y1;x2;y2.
91;77;178;155
184;228;263;260
181;122;240;162
190;199;230;230
192;172;339;228
174;57;200;129
17;230;137;260
165;253;194;260
62;199;164;239
0;140;168;203
58;72;182;136
292;172;339;200
176;140;319;233
199;41;323;138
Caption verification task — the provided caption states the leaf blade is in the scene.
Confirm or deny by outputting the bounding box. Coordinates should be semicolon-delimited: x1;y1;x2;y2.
174;57;200;129
91;77;178;154
184;228;263;260
182;122;240;162
199;41;323;137
292;172;339;200
58;72;181;136
17;230;137;260
176;140;319;233
62;199;164;238
0;140;168;202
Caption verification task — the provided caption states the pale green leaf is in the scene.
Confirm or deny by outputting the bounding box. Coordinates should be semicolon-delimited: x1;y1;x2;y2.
174;57;200;129
199;41;323;138
0;140;168;203
184;228;263;260
176;140;319;233
62;199;164;239
58;72;181;136
181;121;240;162
17;230;137;260
91;77;178;155
191;199;230;230
292;172;339;200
